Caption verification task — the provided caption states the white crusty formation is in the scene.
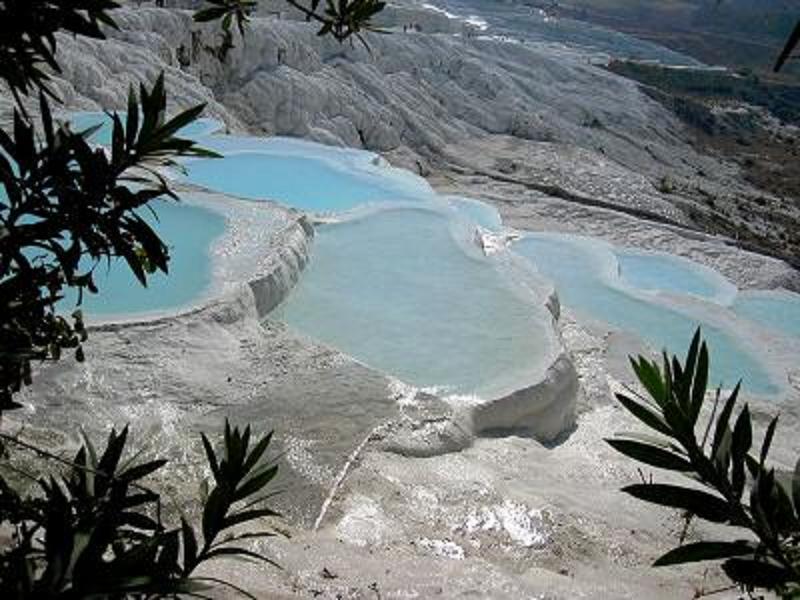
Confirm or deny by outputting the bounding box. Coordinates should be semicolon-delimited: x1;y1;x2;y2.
41;3;716;182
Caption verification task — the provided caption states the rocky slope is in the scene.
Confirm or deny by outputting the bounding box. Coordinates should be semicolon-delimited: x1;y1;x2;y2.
16;1;793;267
37;3;709;178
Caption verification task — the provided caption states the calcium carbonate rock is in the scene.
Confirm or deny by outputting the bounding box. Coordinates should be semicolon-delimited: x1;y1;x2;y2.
25;2;709;183
471;352;579;441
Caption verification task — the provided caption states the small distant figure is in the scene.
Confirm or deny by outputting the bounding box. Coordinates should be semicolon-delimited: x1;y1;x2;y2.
155;0;165;7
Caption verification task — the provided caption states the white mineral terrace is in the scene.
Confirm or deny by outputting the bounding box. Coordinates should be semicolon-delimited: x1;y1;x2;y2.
11;2;800;597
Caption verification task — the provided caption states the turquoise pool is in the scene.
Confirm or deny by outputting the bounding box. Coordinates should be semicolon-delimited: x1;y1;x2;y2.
58;200;226;318
37;112;795;398
732;291;800;339
513;234;779;394
68;111;222;144
273;206;556;397
183;151;425;212
616;250;736;304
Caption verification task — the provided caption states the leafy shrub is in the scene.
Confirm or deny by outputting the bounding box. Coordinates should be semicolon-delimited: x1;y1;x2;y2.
194;0;388;47
0;421;280;598
609;329;800;597
656;174;675;194
0;83;218;412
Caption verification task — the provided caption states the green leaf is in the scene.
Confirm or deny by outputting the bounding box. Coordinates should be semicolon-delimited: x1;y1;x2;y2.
126;87;140;148
241;431;274;475
731;405;752;459
750;469;776;540
120;459;167;482
722;557;792;588
606;438;692;472
622;484;731;523
731;405;752;498
181;517;198;574
774;478;799;533
712;382;740;459
793;458;800;515
630;356;666;407
653;540;755;566
689;341;708;423
775;21;800;72
683;328;700;385
614;393;673;437
760;415;779;466
40;92;54;145
201;433;220;483
97;426;129;482
156;104;207;141
234;464;278;502
119;511;160;531
202;486;228;545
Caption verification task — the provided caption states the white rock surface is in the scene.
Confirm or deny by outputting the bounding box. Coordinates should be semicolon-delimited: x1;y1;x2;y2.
7;3;800;598
27;3;711;182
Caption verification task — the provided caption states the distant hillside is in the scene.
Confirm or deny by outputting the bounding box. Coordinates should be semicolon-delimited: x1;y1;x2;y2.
529;0;800;74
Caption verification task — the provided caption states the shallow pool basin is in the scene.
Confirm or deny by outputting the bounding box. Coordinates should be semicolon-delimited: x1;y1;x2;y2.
273;206;557;398
182;135;435;212
732;290;800;339
59;200;226;319
513;234;779;394
68;111;223;144
616;250;736;304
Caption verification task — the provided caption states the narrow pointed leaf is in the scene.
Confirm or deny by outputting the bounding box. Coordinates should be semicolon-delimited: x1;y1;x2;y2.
690;342;708;423
653;541;755;566
606;438;692;472
622;484;731;523
615;393;673;437
775;21;800;72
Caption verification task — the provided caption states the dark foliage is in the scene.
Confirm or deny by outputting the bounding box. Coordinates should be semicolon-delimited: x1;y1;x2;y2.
195;0;387;49
0;0;220;412
776;21;800;72
609;329;800;597
0;81;219;412
0;421;280;599
0;1;119;108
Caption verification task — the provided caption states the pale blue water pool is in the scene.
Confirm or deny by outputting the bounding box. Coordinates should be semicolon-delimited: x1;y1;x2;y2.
616;250;736;303
68;112;222;144
183;151;425;212
30;114;794;396
732;291;800;339
58;200;226;318
513;234;778;394
273;206;556;397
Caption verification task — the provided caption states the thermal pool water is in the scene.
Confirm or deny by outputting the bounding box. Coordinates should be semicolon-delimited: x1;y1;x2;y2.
513;234;780;394
58;200;226;319
272;206;557;398
62;112;799;397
